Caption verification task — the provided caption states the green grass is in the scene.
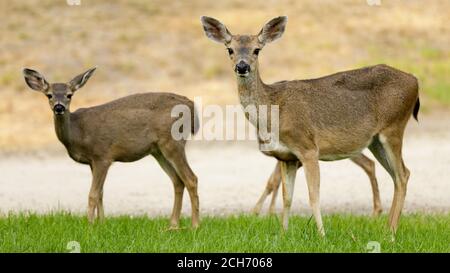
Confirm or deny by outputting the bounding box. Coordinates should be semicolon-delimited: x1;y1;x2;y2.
360;45;450;106
0;213;449;253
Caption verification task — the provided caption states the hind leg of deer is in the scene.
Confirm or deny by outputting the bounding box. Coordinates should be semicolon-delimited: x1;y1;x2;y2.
298;150;325;236
160;143;199;228
155;154;185;229
253;162;280;215
380;133;409;233
88;161;110;223
280;160;298;230
369;134;409;233
268;175;281;215
350;154;382;216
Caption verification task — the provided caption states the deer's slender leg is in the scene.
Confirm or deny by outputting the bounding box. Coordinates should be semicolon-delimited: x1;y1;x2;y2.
253;162;280;215
160;143;199;228
268;174;281;215
270;161;303;214
280;160;298;230
88;161;110;223
378;133;409;233
369;136;395;179
369;133;409;233
298;150;324;236
253;187;271;215
155;154;185;229
350;154;382;216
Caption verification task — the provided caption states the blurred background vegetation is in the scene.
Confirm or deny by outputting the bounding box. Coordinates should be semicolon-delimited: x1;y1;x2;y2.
0;0;448;152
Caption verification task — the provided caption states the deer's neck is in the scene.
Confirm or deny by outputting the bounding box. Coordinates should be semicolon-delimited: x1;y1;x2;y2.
236;65;269;108
53;112;73;147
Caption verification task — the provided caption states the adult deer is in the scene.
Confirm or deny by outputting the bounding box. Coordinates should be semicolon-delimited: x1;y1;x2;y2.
201;16;420;235
253;154;382;217
23;68;200;228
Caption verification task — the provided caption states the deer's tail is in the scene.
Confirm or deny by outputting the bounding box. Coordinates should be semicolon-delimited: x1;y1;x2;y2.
413;97;420;122
191;104;200;135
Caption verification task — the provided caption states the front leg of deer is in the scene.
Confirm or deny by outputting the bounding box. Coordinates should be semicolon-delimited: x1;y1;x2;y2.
280;160;298;230
300;150;325;236
88;161;110;223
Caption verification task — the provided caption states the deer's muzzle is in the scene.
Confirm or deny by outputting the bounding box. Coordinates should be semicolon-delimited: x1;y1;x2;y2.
53;104;66;114
235;60;251;76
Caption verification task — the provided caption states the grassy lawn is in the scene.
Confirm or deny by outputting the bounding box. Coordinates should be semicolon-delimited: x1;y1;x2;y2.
0;213;449;253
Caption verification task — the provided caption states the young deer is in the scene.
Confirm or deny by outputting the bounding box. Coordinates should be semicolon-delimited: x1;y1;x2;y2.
23;68;200;228
253;153;382;217
201;16;420;235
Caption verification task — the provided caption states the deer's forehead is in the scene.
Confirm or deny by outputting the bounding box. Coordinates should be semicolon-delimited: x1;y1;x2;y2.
51;83;69;93
230;35;259;48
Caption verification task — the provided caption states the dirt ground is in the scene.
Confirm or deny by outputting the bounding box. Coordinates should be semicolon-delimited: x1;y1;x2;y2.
0;113;449;217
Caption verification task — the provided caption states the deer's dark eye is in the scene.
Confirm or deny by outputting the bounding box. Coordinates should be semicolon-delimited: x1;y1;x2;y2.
46;94;53;99
253;48;261;55
227;48;234;55
66;94;72;99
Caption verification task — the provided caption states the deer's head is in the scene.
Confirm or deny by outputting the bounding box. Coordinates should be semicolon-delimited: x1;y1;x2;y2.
201;16;287;78
23;67;96;115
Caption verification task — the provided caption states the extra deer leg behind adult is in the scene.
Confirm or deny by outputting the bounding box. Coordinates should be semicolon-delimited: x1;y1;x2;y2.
268;169;282;214
253;163;281;215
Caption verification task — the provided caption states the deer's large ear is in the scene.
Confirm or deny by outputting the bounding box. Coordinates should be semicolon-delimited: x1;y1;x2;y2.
23;68;50;92
69;67;96;91
201;16;232;44
258;16;288;45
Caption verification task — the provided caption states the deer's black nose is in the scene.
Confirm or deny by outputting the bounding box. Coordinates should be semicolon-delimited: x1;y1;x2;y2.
235;61;250;75
53;104;65;114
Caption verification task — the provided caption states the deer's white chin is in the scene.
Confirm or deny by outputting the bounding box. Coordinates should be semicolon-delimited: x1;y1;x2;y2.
237;72;250;78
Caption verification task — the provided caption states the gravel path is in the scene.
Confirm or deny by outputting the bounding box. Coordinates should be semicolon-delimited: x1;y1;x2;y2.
0;114;449;217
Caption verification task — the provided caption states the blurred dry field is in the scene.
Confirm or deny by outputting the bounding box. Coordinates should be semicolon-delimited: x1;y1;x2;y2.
0;0;449;152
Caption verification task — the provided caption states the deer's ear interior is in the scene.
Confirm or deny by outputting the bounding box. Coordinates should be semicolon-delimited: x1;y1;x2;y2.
258;16;288;45
69;67;96;91
23;68;49;92
201;16;232;44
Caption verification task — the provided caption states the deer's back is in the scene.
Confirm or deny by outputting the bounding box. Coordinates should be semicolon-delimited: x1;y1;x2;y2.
70;92;194;162
266;64;418;159
272;64;418;128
